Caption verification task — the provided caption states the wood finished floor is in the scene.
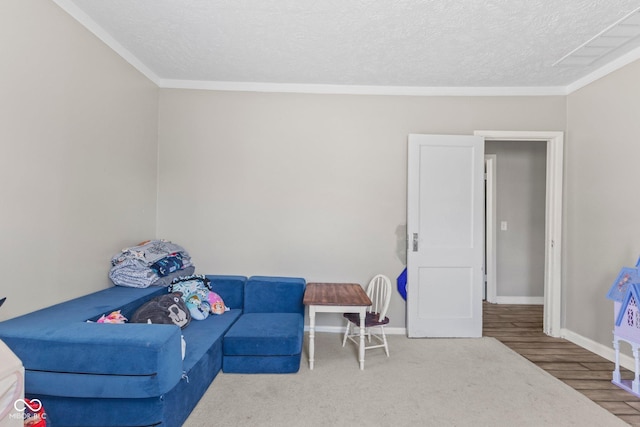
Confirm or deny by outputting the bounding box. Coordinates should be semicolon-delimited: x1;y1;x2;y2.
483;302;640;426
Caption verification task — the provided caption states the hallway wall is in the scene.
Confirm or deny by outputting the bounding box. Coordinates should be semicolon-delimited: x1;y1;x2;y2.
486;141;547;302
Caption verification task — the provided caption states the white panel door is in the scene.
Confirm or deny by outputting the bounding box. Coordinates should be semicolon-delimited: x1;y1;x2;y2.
407;134;484;337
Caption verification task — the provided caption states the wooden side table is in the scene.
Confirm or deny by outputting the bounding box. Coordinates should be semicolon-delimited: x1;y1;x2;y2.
303;283;372;370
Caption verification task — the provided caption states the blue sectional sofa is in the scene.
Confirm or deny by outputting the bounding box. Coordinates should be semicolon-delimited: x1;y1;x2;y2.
0;275;306;427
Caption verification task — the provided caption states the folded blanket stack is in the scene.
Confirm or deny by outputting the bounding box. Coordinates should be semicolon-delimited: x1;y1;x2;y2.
109;240;195;288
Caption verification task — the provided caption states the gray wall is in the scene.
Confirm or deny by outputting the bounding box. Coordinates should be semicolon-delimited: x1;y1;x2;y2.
485;141;547;300
565;59;640;347
0;0;159;320
157;90;566;329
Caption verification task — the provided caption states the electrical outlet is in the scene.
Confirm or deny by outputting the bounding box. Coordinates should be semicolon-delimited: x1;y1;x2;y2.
501;221;508;231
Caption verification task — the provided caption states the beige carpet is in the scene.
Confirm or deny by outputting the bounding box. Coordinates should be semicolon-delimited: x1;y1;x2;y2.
184;334;627;427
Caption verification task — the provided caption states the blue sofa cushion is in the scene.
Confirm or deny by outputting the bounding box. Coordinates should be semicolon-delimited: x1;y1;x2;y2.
206;275;246;310
0;286;174;374
181;308;242;372
222;354;302;374
15;322;184;398
32;328;227;427
244;276;306;314
0;286;187;399
223;313;304;356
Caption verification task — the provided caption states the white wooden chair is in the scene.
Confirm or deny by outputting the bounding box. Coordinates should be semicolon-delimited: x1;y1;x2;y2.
342;274;391;357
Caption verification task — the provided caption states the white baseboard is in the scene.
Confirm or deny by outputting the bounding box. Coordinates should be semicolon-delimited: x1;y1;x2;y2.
561;328;634;372
304;325;407;335
495;296;544;305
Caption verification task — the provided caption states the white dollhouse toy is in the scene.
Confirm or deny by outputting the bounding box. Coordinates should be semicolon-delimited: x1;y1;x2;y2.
606;257;640;396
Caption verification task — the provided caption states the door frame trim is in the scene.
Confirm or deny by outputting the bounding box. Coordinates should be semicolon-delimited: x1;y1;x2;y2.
475;130;563;337
484;155;497;304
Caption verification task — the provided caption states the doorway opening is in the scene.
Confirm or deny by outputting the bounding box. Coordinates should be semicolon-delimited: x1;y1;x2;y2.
475;131;563;337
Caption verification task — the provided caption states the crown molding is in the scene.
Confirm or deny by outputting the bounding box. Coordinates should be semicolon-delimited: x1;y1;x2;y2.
158;79;567;97
52;0;160;86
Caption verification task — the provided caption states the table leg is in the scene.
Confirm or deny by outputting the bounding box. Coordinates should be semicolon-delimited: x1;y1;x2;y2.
309;306;316;370
359;309;365;370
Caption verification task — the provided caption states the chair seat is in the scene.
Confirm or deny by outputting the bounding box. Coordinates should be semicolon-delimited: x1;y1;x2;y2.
343;311;389;327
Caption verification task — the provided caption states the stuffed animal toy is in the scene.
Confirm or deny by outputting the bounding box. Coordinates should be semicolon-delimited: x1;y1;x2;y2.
131;292;191;329
170;274;228;319
97;310;127;324
184;293;211;321
208;291;228;315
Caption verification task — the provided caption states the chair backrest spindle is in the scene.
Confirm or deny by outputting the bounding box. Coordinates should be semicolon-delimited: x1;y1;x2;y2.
365;274;392;322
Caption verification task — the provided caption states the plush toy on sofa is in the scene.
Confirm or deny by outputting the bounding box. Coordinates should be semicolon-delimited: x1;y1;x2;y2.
170;274;228;319
208;291;227;315
184;293;211;320
131;292;191;329
97;310;127;324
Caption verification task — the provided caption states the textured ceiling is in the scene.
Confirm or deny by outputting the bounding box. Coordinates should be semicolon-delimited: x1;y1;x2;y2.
56;0;640;91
